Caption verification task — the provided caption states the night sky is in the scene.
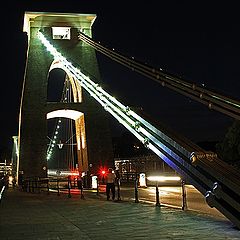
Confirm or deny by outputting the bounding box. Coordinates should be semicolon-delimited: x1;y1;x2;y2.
1;1;240;156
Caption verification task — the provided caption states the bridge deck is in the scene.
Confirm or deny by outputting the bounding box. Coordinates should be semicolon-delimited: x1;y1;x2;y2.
0;188;239;240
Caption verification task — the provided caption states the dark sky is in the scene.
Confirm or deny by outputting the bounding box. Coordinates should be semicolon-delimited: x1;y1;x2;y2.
1;1;240;154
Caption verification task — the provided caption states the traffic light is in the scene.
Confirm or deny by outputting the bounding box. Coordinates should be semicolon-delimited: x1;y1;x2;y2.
99;167;107;183
99;166;107;176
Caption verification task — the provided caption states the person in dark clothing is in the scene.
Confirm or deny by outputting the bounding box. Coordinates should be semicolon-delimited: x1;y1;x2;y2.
77;177;83;190
106;168;116;200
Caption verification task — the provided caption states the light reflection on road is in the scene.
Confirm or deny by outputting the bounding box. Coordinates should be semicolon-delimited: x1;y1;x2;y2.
137;185;226;220
145;186;181;196
79;183;227;221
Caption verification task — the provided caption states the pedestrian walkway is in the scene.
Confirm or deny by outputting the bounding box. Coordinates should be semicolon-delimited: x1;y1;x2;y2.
0;188;239;240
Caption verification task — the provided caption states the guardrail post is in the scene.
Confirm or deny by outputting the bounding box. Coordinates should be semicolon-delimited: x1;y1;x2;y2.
37;179;40;194
155;181;161;206
28;180;31;192
57;179;60;196
33;179;36;193
30;180;32;193
34;179;37;193
68;176;71;198
96;177;99;196
47;179;50;195
117;178;121;201
80;185;84;199
134;174;139;203
181;179;187;210
76;177;84;199
32;180;34;193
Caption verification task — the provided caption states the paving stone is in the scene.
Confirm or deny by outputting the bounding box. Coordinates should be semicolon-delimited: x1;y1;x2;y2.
0;189;239;240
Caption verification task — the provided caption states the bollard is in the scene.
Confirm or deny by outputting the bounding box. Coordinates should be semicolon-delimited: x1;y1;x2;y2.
68;177;71;198
155;181;161;206
76;177;84;199
31;180;34;193
33;180;36;193
80;186;84;199
28;180;31;193
134;176;139;203
96;177;99;196
57;179;60;196
47;179;50;195
181;179;187;210
37;179;40;194
34;179;37;193
117;178;121;201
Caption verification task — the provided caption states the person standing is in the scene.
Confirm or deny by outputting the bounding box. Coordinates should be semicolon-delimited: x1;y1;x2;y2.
106;168;116;200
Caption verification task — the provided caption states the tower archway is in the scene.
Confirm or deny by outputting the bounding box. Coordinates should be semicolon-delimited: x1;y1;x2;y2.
47;109;87;174
47;60;88;174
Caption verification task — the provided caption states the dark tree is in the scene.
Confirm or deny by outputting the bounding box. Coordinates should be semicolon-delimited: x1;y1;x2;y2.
112;131;150;158
216;120;240;168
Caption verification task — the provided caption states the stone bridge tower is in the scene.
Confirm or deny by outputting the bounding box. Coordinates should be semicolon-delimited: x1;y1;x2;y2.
18;12;113;179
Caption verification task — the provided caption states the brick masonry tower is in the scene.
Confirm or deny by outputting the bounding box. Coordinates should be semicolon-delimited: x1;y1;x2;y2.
18;12;114;179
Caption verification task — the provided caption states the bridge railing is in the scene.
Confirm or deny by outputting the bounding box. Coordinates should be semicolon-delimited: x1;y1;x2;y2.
20;177;49;193
21;176;84;198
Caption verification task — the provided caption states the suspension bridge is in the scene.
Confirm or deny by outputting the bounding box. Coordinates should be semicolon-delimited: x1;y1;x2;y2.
14;12;240;228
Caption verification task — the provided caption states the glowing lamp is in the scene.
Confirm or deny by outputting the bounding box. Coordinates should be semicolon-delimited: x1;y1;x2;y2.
147;176;181;182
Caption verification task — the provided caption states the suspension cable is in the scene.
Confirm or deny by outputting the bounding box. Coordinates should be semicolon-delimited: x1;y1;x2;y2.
39;31;240;229
78;31;240;120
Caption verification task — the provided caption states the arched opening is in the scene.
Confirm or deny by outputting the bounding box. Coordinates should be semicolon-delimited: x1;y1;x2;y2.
47;68;66;102
46;63;87;177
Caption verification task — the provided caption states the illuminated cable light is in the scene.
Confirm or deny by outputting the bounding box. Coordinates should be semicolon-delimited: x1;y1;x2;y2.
39;32;142;135
128;110;189;158
106;106;145;143
38;32;188;165
134;121;140;131
143;138;150;148
125;106;131;115
139;126;184;162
